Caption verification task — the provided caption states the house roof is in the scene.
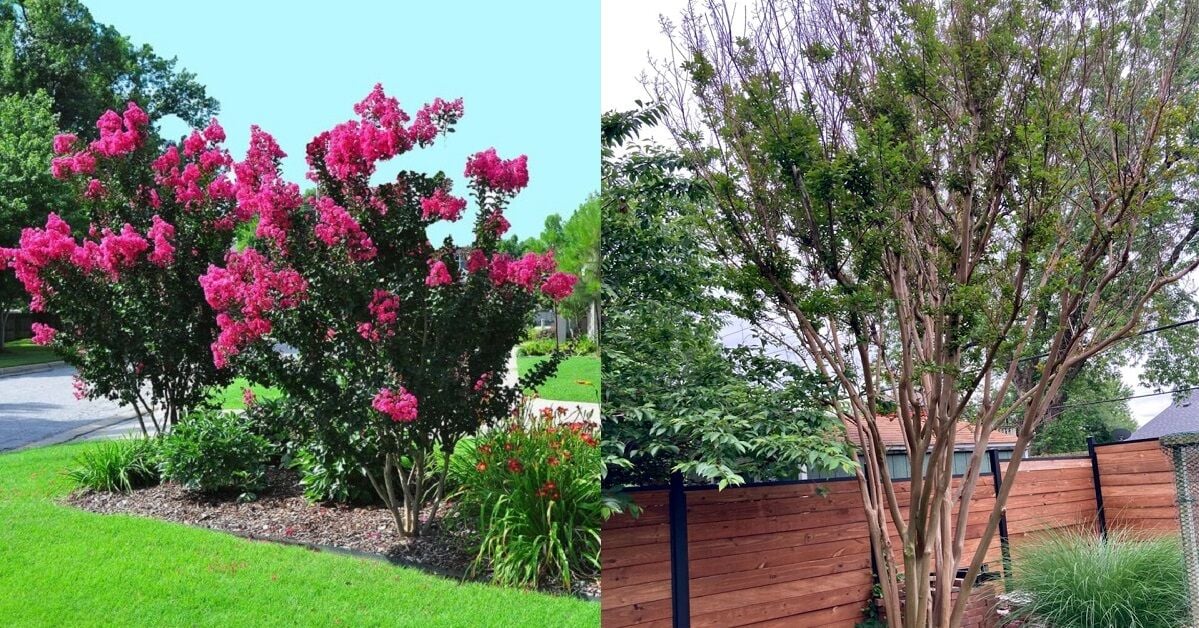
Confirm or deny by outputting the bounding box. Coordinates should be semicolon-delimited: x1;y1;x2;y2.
1131;389;1199;440
842;414;1019;451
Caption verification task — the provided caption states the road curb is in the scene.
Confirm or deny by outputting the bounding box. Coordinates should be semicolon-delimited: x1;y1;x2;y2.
12;410;141;452
0;360;65;379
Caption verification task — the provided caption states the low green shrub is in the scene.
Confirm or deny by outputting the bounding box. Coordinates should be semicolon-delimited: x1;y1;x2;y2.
571;337;597;355
289;444;378;505
518;338;558;356
452;405;601;589
159;408;272;497
67;437;160;492
1007;529;1188;627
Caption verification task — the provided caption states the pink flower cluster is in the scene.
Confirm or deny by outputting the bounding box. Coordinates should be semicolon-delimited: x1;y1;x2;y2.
2;213;178;310
372;386;419;423
90;103;149;157
233;127;301;249
464;148;529;194
51;103;148;179
426;259;453;287
314;197;376;261
420;188;468;222
358;289;400;342
151;120;235;210
30;322;56;345
483;250;578;301
309;84;464;182
541;272;578;301
200;248;309;368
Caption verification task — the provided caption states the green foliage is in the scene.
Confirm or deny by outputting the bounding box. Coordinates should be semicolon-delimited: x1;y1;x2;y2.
600;103;853;488
0;0;218;133
288;445;377;506
518;337;597;357
159;409;271;497
518;338;558;356
66;437;159;492
452;409;601;590
1007;530;1189;627
1032;366;1138;455
0;90;68;328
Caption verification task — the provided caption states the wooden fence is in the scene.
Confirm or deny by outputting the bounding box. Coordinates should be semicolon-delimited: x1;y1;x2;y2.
602;438;1181;628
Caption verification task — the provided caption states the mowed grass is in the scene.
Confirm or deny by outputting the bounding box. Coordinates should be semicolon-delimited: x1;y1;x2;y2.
0;444;599;627
210;377;282;409
0;337;59;368
517;355;600;403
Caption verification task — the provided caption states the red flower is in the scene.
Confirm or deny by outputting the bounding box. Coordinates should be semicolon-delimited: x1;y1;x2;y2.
506;458;523;473
547;456;560;467
476;461;488;472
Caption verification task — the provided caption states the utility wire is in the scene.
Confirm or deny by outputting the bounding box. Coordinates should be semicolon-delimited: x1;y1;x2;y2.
1049;385;1199;411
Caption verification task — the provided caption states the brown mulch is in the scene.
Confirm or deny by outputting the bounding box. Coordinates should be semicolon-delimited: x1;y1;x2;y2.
65;467;599;599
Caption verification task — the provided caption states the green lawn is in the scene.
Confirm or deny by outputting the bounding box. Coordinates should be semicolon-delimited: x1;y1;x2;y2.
0;443;598;627
211;377;283;409
0;338;59;369
517;355;600;403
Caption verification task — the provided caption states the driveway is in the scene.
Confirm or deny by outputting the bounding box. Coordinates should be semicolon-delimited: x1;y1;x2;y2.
0;364;139;452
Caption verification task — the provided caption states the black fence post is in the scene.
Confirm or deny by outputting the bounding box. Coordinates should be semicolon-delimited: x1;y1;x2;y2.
988;448;1013;587
668;471;691;628
1087;436;1108;539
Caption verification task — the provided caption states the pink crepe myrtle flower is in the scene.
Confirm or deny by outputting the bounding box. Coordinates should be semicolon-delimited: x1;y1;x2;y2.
83;179;107;200
30;323;56;345
147;215;176;267
183;130;207;156
507;251;557;290
466;249;488;273
7;213;77;309
425;259;453;287
368;289;400;327
72;375;90;401
200;248;308;368
242;387;257;408
96;224;149;278
541;272;578;301
357;321;380;342
372;386;419;422
89;102;148;158
409;97;464;145
313;197;376;261
50;151;96;179
420;188;467;222
52;133;78;155
484;212;511;236
473;371;493;392
203;118;226;143
464;148;529;194
488;253;512;286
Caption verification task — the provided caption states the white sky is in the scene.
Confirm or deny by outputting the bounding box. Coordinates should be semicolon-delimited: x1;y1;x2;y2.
602;0;1175;426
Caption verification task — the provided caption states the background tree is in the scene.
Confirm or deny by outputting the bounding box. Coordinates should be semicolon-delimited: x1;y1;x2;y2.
601;104;853;490
649;0;1199;625
1031;365;1137;455
0;89;67;350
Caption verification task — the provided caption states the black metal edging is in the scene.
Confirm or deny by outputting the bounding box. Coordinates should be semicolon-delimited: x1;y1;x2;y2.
987;448;1012;587
1087;436;1108;539
668;471;691;628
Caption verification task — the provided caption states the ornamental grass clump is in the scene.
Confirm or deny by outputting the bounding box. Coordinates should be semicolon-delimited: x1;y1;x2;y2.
1007;529;1189;628
67;437;160;493
453;404;601;590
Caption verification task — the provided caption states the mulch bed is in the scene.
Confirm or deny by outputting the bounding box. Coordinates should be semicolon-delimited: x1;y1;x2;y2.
66;467;599;599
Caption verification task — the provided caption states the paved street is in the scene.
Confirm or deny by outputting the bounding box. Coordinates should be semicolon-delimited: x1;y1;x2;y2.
0;364;139;451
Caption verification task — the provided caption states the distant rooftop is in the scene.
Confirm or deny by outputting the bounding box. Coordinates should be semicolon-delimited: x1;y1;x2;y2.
1131;389;1199;440
843;414;1019;451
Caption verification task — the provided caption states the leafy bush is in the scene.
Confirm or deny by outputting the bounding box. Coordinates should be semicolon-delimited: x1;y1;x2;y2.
67;437;160;492
452;405;601;589
571;336;597;355
289;443;378;505
159;408;272;496
519;338;558;356
1007;529;1189;627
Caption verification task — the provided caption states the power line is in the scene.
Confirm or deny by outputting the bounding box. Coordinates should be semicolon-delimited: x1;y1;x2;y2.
1050;385;1199;411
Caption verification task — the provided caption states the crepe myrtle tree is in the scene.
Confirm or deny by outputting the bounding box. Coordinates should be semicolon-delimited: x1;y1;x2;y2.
199;85;577;537
652;0;1199;625
1;102;239;433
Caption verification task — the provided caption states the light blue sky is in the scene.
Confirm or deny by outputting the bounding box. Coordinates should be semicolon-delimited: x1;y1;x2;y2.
84;1;599;242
